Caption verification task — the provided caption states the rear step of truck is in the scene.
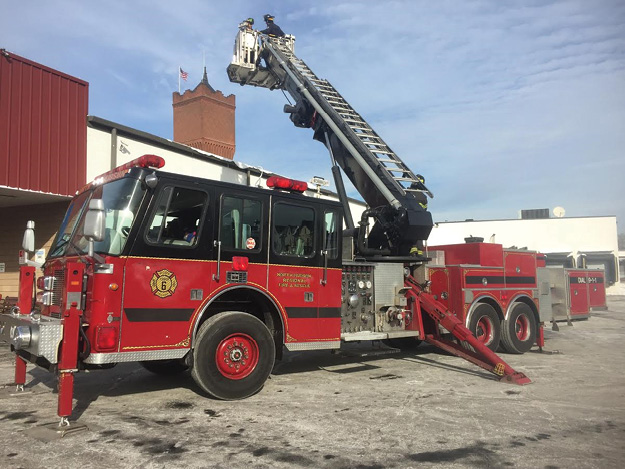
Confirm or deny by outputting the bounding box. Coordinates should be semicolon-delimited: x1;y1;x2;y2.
406;278;531;385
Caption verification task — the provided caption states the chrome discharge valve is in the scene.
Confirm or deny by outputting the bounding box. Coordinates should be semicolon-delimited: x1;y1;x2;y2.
386;307;404;323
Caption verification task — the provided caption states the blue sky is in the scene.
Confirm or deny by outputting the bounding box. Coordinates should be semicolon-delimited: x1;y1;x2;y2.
2;0;624;227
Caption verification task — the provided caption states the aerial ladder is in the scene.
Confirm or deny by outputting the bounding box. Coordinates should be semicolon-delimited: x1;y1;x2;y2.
227;29;530;384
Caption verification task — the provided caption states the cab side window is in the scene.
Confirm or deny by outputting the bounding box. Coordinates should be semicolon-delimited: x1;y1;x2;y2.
272;203;315;257
146;186;207;247
220;196;262;251
324;210;339;259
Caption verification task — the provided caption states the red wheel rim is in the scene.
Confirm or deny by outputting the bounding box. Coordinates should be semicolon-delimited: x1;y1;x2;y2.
476;316;494;345
515;314;530;341
215;333;259;380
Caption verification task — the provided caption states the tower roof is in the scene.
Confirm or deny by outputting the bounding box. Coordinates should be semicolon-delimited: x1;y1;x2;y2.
199;66;215;93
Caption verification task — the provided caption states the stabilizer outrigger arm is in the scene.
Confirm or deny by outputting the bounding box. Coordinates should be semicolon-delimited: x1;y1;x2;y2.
406;277;531;385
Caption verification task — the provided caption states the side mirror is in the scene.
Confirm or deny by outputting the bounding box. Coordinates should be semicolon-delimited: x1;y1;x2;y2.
84;199;105;243
22;220;35;253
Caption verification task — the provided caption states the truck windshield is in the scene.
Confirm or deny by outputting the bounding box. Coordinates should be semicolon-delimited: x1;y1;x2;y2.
49;177;146;258
49;191;91;257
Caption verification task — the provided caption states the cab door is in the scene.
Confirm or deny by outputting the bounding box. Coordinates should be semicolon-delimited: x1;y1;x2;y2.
120;182;213;351
212;189;269;290
267;198;341;346
317;208;342;342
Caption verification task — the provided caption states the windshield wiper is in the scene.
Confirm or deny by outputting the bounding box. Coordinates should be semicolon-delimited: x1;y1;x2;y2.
50;237;71;257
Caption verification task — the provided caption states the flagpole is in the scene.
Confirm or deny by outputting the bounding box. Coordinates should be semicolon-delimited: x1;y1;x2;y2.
178;66;181;94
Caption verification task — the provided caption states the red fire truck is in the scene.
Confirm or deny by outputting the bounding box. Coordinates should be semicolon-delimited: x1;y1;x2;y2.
0;28;537;427
425;242;551;354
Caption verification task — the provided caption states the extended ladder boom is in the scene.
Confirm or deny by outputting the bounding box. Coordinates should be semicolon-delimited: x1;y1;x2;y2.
228;30;433;258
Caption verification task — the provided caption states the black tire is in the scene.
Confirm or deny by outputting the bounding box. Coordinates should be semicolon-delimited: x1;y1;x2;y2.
468;303;501;352
191;311;275;400
500;302;537;354
382;337;422;350
140;359;189;375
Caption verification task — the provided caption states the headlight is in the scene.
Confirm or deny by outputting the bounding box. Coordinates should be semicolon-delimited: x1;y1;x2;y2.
11;325;31;349
42;292;54;306
43;276;55;291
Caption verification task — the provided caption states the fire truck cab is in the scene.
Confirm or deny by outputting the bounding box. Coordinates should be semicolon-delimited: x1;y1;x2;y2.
1;155;348;403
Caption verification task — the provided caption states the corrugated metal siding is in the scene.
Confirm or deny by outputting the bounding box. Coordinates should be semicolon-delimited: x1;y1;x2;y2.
0;51;88;196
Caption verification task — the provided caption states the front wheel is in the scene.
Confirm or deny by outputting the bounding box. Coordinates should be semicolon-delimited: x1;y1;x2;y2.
468;303;501;352
191;311;276;400
500;303;537;354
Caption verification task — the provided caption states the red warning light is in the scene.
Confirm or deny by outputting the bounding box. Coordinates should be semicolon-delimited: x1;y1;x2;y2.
267;176;308;193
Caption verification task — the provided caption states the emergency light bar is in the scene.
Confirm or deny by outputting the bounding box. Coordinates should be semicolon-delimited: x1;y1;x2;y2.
77;155;166;195
102;154;166;176
266;176;308;193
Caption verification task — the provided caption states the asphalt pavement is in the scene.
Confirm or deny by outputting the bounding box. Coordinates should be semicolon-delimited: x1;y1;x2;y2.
1;297;624;468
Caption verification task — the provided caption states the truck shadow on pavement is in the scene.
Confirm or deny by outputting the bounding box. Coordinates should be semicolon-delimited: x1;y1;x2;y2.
272;342;493;381
25;363;201;420
21;342;493;420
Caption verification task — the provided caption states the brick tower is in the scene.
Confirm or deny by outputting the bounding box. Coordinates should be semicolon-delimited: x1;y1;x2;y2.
172;67;236;159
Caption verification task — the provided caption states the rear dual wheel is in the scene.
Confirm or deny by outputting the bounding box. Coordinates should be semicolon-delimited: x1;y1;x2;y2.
500;303;537;354
468;303;501;352
191;311;275;400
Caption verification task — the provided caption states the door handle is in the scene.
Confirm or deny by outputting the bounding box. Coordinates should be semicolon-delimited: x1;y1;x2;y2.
213;240;222;282
321;249;328;285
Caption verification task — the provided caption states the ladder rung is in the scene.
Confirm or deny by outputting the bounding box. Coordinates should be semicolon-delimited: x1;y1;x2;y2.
393;177;418;182
359;135;383;143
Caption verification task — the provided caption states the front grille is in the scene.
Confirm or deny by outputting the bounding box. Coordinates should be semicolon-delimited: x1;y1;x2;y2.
52;269;65;307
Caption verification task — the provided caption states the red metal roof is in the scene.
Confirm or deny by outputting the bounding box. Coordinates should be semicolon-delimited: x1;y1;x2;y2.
0;50;88;196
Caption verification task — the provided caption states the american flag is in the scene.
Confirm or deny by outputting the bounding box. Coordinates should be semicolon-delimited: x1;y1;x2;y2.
179;67;188;81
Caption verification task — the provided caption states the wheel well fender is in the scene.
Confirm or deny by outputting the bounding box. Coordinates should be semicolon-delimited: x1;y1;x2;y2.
505;294;539;324
466;295;504;328
190;285;286;355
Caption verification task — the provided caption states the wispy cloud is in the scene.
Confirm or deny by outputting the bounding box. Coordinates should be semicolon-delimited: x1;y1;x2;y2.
2;0;624;225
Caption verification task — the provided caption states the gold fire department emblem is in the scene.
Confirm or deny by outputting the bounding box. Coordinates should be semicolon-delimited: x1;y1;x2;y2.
150;269;178;298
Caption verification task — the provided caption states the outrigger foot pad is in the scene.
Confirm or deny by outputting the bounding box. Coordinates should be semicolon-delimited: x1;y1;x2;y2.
499;372;531;385
25;421;90;441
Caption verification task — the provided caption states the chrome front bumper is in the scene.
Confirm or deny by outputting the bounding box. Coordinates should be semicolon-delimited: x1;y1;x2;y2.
0;313;63;364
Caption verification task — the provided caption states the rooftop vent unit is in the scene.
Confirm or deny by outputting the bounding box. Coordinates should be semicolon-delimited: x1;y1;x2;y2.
520;208;550;220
